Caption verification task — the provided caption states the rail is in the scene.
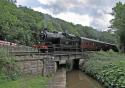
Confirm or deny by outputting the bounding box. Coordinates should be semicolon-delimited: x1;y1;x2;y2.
10;51;82;56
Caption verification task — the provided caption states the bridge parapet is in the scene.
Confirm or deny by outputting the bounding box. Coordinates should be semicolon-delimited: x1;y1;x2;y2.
12;52;84;61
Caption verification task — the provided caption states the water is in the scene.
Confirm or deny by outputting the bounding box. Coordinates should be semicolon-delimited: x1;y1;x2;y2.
67;70;104;88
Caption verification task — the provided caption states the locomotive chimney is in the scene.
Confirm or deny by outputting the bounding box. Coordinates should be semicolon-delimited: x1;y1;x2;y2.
43;28;48;32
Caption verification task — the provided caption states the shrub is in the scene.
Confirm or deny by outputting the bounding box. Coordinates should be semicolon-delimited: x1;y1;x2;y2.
0;48;20;81
80;51;125;88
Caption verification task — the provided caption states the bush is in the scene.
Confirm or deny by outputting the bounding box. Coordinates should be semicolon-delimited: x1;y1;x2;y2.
0;48;20;81
80;51;125;88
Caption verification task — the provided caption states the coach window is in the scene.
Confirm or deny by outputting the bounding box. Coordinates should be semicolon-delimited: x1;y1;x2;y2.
86;42;88;45
87;42;89;45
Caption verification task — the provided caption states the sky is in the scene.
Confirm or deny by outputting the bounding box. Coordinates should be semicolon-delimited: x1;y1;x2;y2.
16;0;125;31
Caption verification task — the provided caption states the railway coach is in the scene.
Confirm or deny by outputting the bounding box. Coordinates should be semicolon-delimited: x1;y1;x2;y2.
0;40;17;47
80;37;118;52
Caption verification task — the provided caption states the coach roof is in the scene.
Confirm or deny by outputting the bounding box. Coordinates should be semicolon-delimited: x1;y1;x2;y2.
80;37;116;46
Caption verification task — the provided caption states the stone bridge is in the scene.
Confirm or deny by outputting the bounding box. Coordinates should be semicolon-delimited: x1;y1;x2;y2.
11;51;85;76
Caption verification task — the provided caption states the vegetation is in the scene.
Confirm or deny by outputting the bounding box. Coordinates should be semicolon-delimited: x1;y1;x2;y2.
111;2;125;52
0;75;48;88
80;51;125;88
0;48;20;80
0;0;117;46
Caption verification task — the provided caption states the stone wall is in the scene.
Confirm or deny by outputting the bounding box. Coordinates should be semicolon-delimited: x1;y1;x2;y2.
16;59;43;75
16;56;57;76
43;56;57;76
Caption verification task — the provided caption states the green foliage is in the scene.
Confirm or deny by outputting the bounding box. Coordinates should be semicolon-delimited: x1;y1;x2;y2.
81;51;125;88
111;2;125;52
0;48;20;81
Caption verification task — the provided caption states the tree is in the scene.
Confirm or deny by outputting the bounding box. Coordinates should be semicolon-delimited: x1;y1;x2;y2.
111;2;125;52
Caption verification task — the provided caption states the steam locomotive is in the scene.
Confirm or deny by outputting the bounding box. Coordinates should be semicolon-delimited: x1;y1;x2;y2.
33;28;118;52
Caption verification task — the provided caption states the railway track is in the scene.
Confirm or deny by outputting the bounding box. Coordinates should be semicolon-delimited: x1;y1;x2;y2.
10;51;83;56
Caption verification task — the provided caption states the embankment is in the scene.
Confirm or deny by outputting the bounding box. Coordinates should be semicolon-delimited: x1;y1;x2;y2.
80;51;125;88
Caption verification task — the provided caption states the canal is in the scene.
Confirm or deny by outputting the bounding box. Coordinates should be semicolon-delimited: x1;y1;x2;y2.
67;70;104;88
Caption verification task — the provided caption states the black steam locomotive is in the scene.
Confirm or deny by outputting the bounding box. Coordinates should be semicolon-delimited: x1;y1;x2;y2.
33;28;118;52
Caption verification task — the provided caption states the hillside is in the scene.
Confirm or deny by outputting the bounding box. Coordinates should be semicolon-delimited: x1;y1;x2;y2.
0;0;117;46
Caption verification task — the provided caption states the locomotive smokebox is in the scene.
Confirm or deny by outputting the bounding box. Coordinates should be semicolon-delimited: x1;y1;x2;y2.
40;28;65;43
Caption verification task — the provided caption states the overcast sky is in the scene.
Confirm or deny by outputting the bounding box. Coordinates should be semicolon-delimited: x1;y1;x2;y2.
16;0;125;31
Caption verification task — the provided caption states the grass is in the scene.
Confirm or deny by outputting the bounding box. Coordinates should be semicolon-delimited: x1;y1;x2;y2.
80;50;125;88
0;75;49;88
